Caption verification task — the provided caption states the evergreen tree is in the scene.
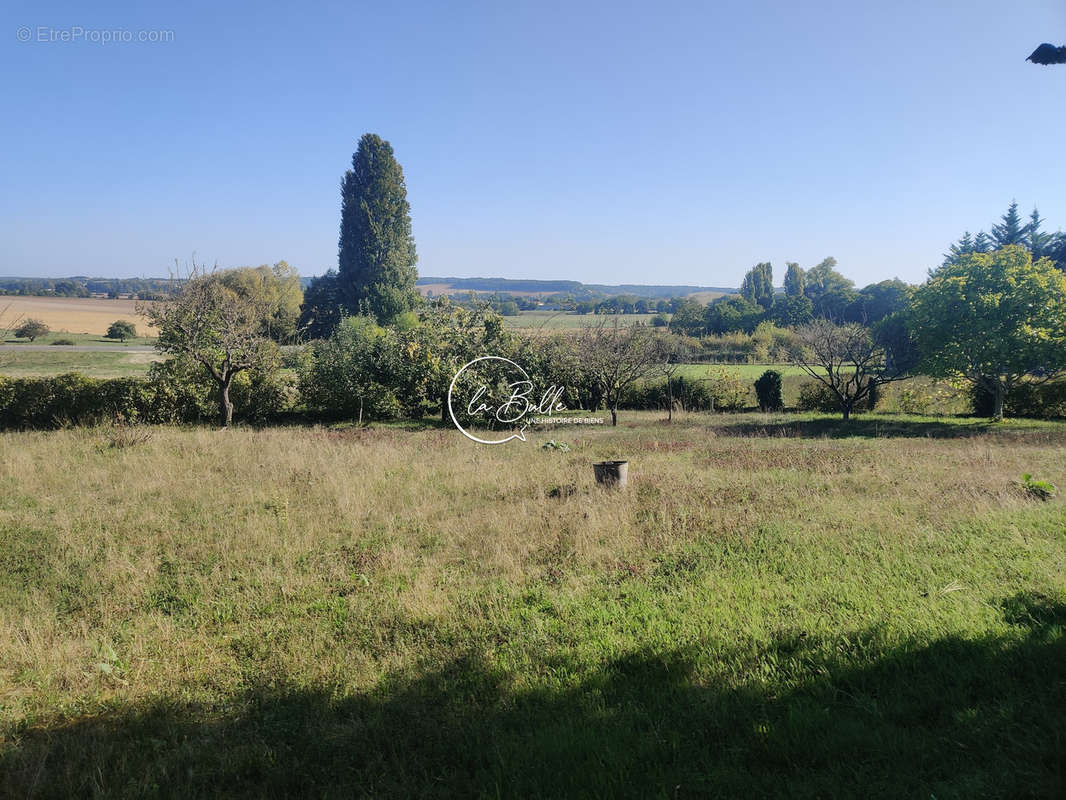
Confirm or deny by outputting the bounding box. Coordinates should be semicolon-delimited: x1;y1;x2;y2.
944;232;978;266
942;203;1064;272
783;262;806;297
1028;208;1054;260
990;200;1027;248
338;133;420;324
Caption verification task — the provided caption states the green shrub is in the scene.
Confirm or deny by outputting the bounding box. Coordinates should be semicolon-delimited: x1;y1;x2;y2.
796;380;879;414
14;319;49;341
106;320;137;341
146;357;296;425
707;367;749;411
0;362;299;430
0;374;153;429
1017;474;1057;501
971;380;1066;420
280;345;312;370
622;372;749;413
230;370;301;422
50;338;76;346
753;370;783;412
299;318;404;421
144;359;215;423
620;376;714;412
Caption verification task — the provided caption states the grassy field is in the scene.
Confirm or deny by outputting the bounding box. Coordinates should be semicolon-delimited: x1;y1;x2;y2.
674;363;808;380
0;348;160;378
1;413;1064;797
0;330;160;379
0;296;156;337
1;331;157;348
502;311;662;329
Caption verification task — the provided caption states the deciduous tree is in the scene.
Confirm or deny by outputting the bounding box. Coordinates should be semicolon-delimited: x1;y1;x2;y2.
106;320;137;341
217;261;303;343
740;262;774;309
908;245;1066;420
783;262;806;297
578;318;661;426
15;319;49;341
144;267;280;427
789;319;906;420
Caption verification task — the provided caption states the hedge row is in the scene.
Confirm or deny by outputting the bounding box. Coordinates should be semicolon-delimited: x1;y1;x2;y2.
1;371;1062;430
0;370;299;430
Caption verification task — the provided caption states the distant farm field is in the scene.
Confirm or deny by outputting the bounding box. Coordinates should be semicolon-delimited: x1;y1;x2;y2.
503;311;663;329
0;296;156;336
1;414;1064;797
684;290;729;304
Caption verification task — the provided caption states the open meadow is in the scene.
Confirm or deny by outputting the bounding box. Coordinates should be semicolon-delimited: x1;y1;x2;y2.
1;413;1064;797
0;348;160;378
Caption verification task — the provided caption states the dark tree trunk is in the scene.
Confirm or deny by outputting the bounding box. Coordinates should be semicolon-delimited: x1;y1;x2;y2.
219;378;233;427
667;377;673;422
993;383;1005;421
610;406;618;426
441;392;448;423
841;402;851;421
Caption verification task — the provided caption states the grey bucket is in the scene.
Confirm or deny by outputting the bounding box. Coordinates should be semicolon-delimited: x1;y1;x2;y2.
593;460;629;488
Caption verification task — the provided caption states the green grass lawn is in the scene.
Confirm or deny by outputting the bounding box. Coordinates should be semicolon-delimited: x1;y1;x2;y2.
673;362;808;379
0;348;159;377
1;413;1064;797
0;329;157;347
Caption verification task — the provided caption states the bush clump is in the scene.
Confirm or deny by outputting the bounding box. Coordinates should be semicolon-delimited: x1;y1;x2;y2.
971;380;1066;420
754;369;783;412
1017;474;1057;501
14;319;49;341
796;380;879;414
106;320;137;341
0;364;299;431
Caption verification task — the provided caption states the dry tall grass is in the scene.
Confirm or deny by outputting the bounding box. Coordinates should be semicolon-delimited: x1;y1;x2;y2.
1;413;1064;795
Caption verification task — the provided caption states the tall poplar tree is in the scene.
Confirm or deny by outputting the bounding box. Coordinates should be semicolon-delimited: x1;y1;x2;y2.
739;262;774;309
783;262;806;297
338;133;420;324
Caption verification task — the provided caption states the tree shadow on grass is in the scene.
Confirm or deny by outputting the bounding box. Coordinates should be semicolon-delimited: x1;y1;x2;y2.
708;415;1064;440
3;593;1064;798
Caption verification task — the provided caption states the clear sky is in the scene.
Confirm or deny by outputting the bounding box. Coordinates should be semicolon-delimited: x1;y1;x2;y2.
3;0;1065;288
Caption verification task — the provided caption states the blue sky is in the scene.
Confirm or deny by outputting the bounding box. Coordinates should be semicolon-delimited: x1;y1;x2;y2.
3;0;1065;287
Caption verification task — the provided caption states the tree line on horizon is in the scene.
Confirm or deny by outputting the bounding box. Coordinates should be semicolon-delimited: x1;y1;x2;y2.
5;134;1065;428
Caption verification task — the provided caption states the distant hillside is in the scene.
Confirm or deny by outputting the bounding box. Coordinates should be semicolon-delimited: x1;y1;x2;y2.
416;276;736;299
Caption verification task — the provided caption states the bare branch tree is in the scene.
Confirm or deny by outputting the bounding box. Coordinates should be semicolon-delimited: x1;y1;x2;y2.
0;303;27;372
577;317;661;426
652;333;691;422
789;319;907;420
